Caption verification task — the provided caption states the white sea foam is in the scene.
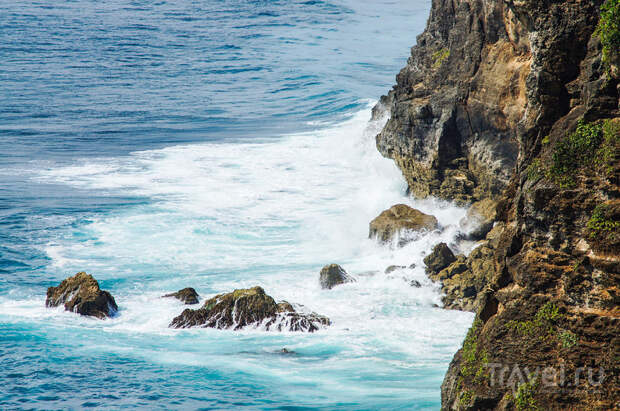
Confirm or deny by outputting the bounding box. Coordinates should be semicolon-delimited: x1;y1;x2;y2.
2;103;476;404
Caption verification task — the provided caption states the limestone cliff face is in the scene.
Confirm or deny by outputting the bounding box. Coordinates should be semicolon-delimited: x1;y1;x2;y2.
374;0;533;204
376;0;619;409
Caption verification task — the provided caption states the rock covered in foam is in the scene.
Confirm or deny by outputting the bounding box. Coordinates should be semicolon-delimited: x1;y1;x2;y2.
319;264;355;289
459;198;497;240
163;287;199;305
46;272;118;319
169;286;330;332
369;204;438;245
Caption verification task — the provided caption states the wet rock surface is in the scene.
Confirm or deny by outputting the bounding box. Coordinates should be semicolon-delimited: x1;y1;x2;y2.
369;204;438;244
163;287;200;305
170;286;330;332
46;272;118;319
319;264;355;289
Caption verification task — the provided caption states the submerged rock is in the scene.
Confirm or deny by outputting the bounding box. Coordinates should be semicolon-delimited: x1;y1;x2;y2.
163;287;199;305
408;279;422;288
423;243;456;274
319;264;355;289
369;204;438;244
46;272;118;319
169;286;330;332
384;265;406;274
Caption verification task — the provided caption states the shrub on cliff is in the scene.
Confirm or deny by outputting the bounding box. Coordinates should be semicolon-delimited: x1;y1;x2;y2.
530;119;619;188
596;0;620;66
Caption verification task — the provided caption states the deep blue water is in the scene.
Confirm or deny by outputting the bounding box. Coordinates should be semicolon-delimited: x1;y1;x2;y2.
0;1;474;409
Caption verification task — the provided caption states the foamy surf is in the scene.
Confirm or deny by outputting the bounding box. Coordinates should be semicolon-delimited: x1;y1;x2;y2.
4;103;475;408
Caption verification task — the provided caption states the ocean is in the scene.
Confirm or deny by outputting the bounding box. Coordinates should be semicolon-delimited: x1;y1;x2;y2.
0;0;474;409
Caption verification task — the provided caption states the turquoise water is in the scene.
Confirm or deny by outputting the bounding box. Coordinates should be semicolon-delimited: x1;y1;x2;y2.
0;0;473;409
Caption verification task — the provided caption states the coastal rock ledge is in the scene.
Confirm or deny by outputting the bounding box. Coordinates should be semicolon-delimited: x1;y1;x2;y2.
46;272;118;319
170;286;330;332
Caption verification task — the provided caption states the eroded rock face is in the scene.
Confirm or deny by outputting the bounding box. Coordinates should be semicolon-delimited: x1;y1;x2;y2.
369;204;438;244
373;0;529;205
169;286;330;332
319;264;355;289
377;0;619;408
163;288;199;305
46;272;118;319
423;243;456;274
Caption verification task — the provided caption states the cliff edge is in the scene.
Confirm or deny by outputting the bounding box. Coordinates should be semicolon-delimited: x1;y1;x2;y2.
375;0;619;409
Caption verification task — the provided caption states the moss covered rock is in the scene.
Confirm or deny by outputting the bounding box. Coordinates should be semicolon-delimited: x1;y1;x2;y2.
163;287;199;305
46;272;118;319
169;286;330;332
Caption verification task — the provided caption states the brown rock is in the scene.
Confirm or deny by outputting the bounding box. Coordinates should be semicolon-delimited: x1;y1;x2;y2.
369;204;438;244
424;243;456;274
46;272;118;319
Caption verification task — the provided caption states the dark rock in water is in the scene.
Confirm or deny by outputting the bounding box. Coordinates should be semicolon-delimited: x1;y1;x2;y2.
319;264;355;289
385;265;406;274
408;263;417;269
423;243;456;274
170;286;330;332
279;348;296;355
163;287;199;305
369;204;438;244
46;272;118;319
408;279;422;288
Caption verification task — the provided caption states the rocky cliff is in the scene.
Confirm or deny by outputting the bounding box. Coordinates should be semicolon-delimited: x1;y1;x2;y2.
375;0;619;409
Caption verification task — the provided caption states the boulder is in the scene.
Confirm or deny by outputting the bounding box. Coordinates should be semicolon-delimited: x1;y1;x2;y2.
163;287;199;305
424;243;456;273
369;204;438;244
319;264;355;289
170;286;330;332
46;272;118;319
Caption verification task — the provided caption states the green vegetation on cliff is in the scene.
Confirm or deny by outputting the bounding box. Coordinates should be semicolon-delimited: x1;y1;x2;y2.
587;203;620;248
596;0;620;65
528;119;619;187
506;302;560;339
513;378;539;411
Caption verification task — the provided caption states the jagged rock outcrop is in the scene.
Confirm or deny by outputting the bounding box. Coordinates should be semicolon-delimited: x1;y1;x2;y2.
424;242;456;273
46;272;118;319
369;204;438;244
163;287;199;305
319;264;355;289
169;286;330;332
377;0;619;409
